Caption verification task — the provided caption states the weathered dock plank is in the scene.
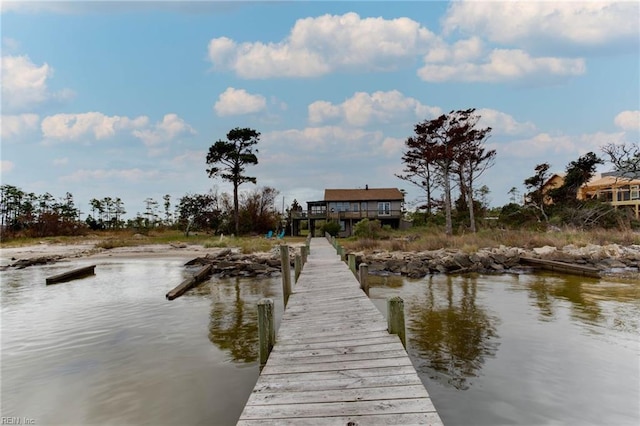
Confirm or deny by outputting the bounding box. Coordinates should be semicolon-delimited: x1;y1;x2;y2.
520;256;600;277
237;237;443;425
45;265;96;285
165;264;212;300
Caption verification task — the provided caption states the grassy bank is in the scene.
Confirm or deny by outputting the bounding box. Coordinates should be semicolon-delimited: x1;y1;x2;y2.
2;228;638;255
340;227;640;253
0;230;307;254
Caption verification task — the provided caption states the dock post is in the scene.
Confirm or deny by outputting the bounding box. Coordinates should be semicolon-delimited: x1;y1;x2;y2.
294;254;301;282
301;246;307;265
258;298;275;368
280;244;292;306
387;296;406;349
306;236;311;255
348;253;356;276
359;263;369;296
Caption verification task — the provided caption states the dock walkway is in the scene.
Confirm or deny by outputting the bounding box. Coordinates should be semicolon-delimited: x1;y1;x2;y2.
237;237;443;425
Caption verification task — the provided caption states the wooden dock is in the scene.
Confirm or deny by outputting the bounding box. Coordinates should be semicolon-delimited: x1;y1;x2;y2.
237;237;443;425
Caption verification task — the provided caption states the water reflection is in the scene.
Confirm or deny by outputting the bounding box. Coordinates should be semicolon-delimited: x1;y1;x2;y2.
407;275;500;390
525;274;603;323
524;273;640;338
207;277;281;363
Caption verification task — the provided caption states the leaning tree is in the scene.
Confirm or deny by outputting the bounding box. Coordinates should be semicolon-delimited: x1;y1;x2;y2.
398;109;492;235
206;127;260;235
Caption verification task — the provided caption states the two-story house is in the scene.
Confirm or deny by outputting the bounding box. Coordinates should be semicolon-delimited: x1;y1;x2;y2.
578;172;640;219
293;186;405;237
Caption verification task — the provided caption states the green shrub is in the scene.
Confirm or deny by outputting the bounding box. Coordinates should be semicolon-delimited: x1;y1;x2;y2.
354;219;382;238
321;221;341;236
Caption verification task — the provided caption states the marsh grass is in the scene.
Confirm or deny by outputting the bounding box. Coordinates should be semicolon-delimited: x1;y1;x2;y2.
342;226;640;254
3;228;638;255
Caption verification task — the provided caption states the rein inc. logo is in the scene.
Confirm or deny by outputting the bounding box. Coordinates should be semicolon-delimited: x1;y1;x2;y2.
1;418;35;425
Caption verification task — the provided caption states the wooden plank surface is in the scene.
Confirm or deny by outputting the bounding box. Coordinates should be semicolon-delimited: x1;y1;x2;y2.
237;237;443;425
45;265;96;284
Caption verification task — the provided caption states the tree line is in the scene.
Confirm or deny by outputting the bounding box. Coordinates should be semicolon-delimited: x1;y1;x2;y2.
2;116;637;240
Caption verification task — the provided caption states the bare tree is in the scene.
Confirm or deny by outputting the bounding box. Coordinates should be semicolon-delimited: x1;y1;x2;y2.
601;142;639;177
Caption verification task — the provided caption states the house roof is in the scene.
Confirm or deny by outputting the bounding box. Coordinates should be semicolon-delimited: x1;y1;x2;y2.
582;175;640;189
324;188;404;202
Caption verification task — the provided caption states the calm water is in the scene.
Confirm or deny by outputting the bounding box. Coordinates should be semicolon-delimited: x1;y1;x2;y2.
1;257;639;425
1;257;283;425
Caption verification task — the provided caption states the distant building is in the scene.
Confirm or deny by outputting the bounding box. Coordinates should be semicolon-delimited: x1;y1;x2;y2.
540;173;566;205
292;186;406;237
578;172;640;219
535;172;640;219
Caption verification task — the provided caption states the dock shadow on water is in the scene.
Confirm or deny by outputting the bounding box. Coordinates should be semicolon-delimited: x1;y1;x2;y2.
369;272;640;426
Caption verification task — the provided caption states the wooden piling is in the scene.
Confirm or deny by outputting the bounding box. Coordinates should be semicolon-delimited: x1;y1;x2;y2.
359;263;369;296
166;264;212;300
388;296;406;349
280;244;292;306
257;298;275;368
294;254;301;282
300;245;307;265
348;253;356;276
46;265;96;285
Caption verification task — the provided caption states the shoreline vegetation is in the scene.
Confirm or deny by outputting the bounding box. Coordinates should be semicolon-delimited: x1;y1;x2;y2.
1;229;639;282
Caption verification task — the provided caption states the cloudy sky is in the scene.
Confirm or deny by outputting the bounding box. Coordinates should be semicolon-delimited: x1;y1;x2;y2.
2;0;639;218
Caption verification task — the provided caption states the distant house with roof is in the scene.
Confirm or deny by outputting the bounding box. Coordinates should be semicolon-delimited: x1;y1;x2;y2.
292;186;406;237
578;172;640;219
540;173;566;205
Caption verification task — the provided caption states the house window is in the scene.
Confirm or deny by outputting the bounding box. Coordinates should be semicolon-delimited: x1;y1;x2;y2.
378;202;390;216
631;185;639;200
352;203;359;212
361;202;367;212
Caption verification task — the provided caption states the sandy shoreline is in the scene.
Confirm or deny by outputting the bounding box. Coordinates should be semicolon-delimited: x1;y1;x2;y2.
0;242;220;265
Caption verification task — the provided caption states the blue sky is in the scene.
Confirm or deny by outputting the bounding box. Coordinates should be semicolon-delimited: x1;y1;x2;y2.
2;0;639;219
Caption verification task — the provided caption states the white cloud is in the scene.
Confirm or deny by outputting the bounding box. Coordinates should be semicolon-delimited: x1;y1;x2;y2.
424;36;484;63
208;12;436;78
1;113;39;139
41;112;149;141
443;1;639;51
379;137;405;157
53;157;69;166
265;126;384;153
214;87;267;116
0;160;14;174
418;48;585;83
60;168;160;183
1;55;74;112
477;109;536;136
614;110;640;131
2;37;20;53
1;55;50;111
132;113;196;148
501;131;627;160
308;90;441;127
